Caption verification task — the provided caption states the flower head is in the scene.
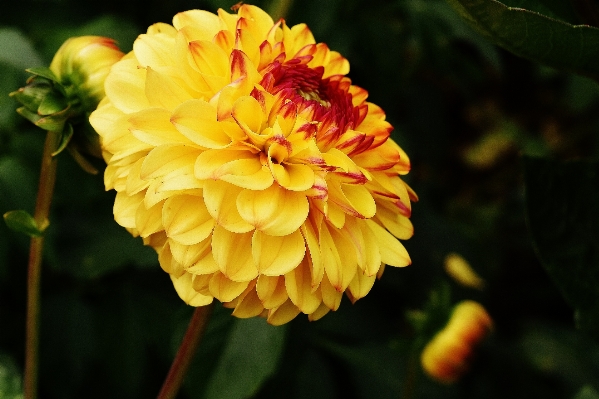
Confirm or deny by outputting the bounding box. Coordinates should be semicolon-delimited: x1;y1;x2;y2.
90;5;417;325
420;301;493;384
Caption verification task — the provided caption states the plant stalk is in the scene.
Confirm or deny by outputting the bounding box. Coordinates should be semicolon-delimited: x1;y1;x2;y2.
24;129;60;399
157;304;213;399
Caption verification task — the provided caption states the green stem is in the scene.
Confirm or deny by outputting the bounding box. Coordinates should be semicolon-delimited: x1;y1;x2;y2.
24;130;60;399
157;304;213;399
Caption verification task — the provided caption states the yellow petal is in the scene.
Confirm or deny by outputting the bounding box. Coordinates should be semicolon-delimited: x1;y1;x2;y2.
208;271;249;302
203;180;254;233
194;149;260;180
231;282;265;318
320;222;357;292
375;204;414;240
104;56;150;114
140;144;201;180
129;107;193;146
159;240;184;277
145;66;193;110
267;299;301;326
171;99;233;149
212;226;258;281
189;40;229;76
136;200;164;238
173;10;224;39
252;229;305;276
319;273;342;311
236;185;309;236
307;302;331;322
285;259;322;314
125;157;149;195
232;95;264;135
329;181;376;219
186;239;220;275
163;194;214;245
169;239;210;269
346;269;376;304
256;275;288;309
170;272;214;306
133;31;176;68
365;220;411;267
114;191;144;230
300;218;323;290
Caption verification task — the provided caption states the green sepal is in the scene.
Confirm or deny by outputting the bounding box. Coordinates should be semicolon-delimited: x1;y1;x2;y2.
15;106;43;126
52;123;74;157
26;67;59;83
34;105;70;132
38;91;68;116
9;79;53;112
3;210;46;237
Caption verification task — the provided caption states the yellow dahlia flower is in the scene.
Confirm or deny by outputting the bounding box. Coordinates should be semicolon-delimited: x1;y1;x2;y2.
90;5;417;325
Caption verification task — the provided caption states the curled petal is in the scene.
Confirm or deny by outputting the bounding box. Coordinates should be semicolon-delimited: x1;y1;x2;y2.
203;180;254;233
267;299;301;326
209;271;250;302
212;226;258;281
285;259;322;314
252;229;305;275
171;273;214;306
236;185;309;236
256;275;288;308
163;194;214;245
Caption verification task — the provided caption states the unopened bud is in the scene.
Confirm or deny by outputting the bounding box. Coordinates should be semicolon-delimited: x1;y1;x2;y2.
421;300;493;384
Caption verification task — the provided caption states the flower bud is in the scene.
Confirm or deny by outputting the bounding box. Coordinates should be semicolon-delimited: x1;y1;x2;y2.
49;36;124;111
444;253;485;290
421;300;493;384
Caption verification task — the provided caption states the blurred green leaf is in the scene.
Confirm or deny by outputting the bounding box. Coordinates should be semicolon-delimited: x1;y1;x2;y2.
205;318;287;399
0;28;43;69
524;157;599;340
574;385;599;399
3;209;44;237
445;0;599;80
0;354;23;399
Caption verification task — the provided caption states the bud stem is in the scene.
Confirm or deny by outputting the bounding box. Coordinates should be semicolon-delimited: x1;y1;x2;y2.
157;304;213;399
24;129;60;399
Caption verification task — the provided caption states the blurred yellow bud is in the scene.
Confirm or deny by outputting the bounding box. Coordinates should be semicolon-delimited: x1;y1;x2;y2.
49;36;124;109
421;300;493;384
444;253;485;290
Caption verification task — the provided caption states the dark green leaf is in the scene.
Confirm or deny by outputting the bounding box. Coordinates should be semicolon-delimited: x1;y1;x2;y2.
445;0;599;80
3;209;44;237
523;156;599;339
52;123;73;157
26;67;59;83
205;318;287;399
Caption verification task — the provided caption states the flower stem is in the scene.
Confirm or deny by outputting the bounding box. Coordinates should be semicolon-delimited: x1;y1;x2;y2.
24;130;60;399
157;304;213;399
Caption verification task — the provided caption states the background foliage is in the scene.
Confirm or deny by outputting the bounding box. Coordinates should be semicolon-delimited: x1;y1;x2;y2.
2;0;599;398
